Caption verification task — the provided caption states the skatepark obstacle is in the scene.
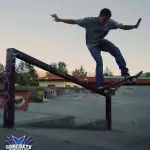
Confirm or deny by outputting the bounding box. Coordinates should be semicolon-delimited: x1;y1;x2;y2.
3;48;112;130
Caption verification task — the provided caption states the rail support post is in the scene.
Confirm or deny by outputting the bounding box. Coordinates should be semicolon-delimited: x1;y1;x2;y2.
106;95;112;130
3;49;16;128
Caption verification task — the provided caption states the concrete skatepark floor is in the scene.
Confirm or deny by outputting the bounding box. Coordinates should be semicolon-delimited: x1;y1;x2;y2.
0;86;150;150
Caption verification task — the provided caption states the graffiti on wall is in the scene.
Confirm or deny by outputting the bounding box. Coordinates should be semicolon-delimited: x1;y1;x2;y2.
0;92;29;111
37;88;59;102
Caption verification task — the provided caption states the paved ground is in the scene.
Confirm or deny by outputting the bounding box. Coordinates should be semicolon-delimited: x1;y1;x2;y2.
0;86;150;150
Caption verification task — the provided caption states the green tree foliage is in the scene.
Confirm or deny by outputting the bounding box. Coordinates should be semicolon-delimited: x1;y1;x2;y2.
58;61;68;73
104;66;114;76
45;63;57;76
72;66;87;78
145;72;150;77
16;61;38;85
0;63;5;83
0;63;5;73
45;62;68;76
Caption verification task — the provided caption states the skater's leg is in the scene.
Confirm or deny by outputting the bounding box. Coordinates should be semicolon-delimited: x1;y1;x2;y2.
101;40;129;76
89;47;104;86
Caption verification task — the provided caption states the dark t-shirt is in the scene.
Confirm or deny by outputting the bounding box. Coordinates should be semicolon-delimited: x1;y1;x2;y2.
75;17;123;49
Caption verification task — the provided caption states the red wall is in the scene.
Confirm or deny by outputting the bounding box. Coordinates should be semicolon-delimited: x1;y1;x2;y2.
0;90;29;111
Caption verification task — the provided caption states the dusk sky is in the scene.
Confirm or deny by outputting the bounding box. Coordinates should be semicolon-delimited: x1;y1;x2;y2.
0;0;149;76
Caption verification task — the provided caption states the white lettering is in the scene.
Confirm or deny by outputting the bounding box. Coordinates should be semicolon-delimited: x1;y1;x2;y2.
6;145;9;149
6;144;32;150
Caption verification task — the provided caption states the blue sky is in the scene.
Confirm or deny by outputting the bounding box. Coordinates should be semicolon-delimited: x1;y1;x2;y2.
0;0;149;76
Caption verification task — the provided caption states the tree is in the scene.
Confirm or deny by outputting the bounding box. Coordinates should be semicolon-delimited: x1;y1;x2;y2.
0;63;5;83
72;66;87;78
45;62;68;76
104;66;113;76
58;62;68;73
45;63;58;76
0;63;5;73
15;61;38;85
145;72;150;77
25;62;38;79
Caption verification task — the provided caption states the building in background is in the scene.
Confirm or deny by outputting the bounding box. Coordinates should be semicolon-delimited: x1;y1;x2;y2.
35;75;84;87
35;74;150;87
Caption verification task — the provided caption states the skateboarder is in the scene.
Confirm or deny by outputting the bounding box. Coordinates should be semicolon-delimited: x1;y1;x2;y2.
51;8;141;88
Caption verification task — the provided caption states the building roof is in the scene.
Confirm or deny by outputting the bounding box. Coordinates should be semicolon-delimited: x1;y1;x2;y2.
36;75;150;85
36;75;63;81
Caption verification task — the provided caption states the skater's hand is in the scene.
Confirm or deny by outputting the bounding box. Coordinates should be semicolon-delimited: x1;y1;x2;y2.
135;18;141;28
50;14;61;22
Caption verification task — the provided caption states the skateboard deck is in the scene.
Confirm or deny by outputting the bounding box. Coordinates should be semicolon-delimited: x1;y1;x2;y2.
101;71;143;94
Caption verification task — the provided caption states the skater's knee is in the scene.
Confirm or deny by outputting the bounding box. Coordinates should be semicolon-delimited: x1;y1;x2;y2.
111;47;122;56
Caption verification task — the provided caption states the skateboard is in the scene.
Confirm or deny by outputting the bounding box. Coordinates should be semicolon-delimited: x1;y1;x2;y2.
101;70;143;94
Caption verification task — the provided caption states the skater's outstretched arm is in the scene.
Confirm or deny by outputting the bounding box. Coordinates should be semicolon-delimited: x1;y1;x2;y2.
50;14;76;24
120;18;141;30
50;14;91;28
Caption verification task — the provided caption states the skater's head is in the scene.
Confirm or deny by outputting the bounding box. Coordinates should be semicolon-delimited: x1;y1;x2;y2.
98;8;112;24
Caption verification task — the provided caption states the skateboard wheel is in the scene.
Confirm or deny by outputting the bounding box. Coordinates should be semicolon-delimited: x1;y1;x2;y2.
104;90;108;94
132;78;136;82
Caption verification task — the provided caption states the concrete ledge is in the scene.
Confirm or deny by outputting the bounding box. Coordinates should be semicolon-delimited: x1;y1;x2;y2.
75;119;108;130
16;115;108;130
17;115;75;128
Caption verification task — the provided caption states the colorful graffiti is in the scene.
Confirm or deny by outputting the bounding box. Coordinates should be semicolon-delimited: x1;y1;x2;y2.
0;91;29;111
36;88;60;102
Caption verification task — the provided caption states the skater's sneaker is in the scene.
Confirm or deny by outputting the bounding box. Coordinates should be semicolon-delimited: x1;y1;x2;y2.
122;72;130;78
97;86;104;90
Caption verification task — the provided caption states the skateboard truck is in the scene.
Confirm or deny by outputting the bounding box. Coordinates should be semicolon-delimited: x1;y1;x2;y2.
120;77;137;82
103;88;116;96
104;89;109;94
103;88;116;95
